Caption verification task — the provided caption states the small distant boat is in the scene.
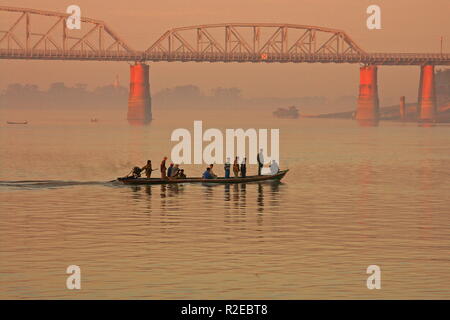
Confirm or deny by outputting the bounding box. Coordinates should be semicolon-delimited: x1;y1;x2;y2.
6;121;28;125
117;169;289;185
273;106;299;119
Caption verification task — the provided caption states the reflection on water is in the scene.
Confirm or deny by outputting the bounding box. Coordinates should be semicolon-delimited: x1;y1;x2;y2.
125;181;281;213
0;111;450;299
357;119;379;127
128;119;152;126
418;122;436;128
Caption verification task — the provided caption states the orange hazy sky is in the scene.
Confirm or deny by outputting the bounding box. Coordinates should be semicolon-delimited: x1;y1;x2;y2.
0;0;449;105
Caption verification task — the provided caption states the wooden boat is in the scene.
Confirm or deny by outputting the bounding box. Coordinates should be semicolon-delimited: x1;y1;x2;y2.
117;169;289;185
273;106;299;119
6;120;28;125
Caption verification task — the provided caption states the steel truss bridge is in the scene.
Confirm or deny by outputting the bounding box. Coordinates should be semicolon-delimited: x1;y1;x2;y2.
0;6;449;65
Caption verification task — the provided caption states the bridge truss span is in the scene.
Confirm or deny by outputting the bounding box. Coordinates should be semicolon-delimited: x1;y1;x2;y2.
0;6;136;59
146;23;366;57
0;7;449;65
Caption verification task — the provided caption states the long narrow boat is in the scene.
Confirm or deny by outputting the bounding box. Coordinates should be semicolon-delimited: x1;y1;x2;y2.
117;169;289;185
6;121;28;125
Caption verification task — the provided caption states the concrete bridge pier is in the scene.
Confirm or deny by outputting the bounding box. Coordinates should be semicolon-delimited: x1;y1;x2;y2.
418;65;436;122
355;65;379;126
128;62;152;125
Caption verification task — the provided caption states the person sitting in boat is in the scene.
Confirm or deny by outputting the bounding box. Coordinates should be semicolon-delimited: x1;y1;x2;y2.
167;163;174;177
170;164;180;178
209;164;218;178
270;160;280;175
202;167;214;179
224;158;231;178
178;169;187;179
127;166;142;179
233;157;240;177
141;160;157;178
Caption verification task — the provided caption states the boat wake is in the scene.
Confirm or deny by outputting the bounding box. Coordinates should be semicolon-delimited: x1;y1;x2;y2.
0;180;116;189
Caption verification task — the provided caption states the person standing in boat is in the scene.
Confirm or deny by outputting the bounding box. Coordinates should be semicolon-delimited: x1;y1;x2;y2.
224;158;231;178
160;157;168;179
233;157;240;177
141;160;157;178
240;157;247;178
257;149;264;176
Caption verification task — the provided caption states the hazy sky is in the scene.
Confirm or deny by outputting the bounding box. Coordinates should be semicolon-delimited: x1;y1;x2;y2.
0;0;449;106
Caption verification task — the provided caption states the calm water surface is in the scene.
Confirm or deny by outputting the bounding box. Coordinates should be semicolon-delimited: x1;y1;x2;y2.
0;108;449;299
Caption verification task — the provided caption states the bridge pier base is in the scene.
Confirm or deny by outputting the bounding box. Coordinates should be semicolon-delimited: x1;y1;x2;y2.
128;63;152;125
418;65;436;123
355;65;379;126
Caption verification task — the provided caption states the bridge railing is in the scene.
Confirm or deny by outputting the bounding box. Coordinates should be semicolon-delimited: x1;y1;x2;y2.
0;48;143;60
1;48;449;64
145;51;366;61
145;52;450;64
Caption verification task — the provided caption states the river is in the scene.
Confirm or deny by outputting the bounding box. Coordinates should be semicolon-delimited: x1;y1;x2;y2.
1;107;449;299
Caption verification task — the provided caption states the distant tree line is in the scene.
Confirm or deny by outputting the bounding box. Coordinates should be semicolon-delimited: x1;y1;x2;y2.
0;82;358;112
0;82;128;109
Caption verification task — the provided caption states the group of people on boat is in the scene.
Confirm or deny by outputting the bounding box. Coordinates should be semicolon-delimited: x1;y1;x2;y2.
128;158;189;180
160;157;187;180
127;149;280;180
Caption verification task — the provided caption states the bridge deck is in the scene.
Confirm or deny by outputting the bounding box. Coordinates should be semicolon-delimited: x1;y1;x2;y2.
1;49;449;65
